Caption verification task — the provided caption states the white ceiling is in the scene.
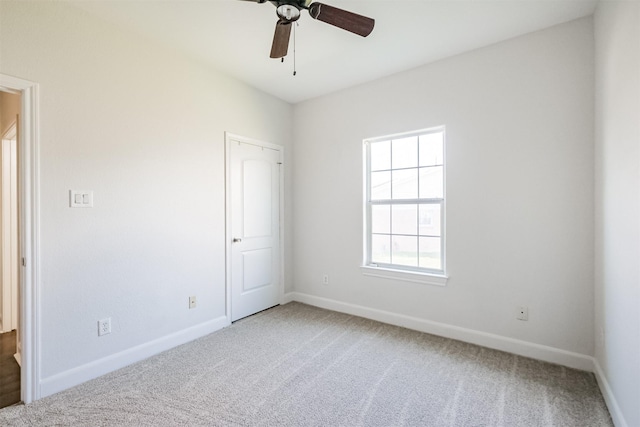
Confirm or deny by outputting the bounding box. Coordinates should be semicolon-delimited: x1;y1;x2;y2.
71;0;598;104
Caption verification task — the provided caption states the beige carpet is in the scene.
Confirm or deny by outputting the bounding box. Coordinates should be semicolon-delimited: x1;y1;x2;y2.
0;302;612;426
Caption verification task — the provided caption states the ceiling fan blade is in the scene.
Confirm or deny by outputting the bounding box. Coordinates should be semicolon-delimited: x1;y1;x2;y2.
308;2;374;37
270;20;292;58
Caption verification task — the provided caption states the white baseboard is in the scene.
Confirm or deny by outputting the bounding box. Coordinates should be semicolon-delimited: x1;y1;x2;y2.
40;315;230;398
593;358;629;427
288;292;595;372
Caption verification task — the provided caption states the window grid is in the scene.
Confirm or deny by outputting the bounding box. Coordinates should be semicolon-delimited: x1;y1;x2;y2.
365;127;445;275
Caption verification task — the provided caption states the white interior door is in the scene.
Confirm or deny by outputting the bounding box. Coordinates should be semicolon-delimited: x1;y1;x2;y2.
228;136;281;322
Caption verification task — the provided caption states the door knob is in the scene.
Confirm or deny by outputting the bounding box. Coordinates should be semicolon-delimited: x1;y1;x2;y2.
233;238;242;243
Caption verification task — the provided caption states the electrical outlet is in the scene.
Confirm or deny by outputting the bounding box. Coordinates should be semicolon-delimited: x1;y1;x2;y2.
517;306;528;321
189;296;197;309
98;318;111;336
322;274;329;285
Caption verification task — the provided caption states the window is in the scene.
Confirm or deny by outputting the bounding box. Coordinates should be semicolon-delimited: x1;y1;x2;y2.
363;127;446;283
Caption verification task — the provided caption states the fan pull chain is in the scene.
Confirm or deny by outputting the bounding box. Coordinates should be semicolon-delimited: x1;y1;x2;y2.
293;22;297;76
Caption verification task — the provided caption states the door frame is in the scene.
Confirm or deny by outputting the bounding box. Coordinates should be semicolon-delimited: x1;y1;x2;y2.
0;74;41;404
224;132;284;322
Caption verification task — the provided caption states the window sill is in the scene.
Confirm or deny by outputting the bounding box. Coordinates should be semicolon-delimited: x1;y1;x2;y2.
360;266;448;286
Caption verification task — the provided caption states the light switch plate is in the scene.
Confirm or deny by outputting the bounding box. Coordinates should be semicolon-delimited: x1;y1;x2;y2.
70;190;94;208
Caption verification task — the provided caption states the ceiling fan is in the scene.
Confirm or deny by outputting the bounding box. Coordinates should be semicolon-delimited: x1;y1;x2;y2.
239;0;375;59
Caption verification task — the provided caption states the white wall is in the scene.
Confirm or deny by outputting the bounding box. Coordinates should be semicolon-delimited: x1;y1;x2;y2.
594;2;640;427
0;1;292;394
292;18;594;357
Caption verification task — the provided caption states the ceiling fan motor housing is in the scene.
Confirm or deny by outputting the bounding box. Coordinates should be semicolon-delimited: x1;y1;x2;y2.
271;1;311;22
276;4;301;22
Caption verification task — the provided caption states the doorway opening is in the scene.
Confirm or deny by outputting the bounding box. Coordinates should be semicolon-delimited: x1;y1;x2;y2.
0;92;21;408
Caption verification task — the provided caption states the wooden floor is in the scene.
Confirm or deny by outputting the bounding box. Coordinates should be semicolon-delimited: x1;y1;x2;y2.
0;330;20;409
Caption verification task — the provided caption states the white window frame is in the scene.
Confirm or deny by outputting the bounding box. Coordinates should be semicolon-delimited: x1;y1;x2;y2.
361;127;448;286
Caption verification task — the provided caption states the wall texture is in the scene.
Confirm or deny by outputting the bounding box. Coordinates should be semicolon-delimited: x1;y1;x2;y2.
0;0;292;393
594;2;640;426
292;18;595;357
